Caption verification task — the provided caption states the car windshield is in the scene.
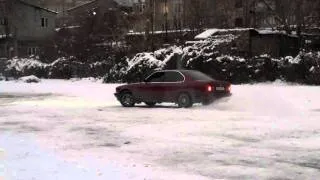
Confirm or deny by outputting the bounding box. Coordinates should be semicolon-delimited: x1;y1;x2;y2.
184;71;213;81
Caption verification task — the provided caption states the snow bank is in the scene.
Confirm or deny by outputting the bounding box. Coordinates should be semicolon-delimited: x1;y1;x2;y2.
6;57;48;72
19;75;41;83
4;57;112;79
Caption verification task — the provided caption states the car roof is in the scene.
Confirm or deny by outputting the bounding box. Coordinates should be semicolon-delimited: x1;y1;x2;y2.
157;69;199;73
156;69;200;76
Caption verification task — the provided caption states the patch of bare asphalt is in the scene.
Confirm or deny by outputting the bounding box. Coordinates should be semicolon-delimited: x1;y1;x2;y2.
68;126;125;148
222;134;261;143
277;158;320;170
0;121;44;133
0;121;26;126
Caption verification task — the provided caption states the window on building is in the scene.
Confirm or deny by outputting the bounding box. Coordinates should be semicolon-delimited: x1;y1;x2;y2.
28;47;39;56
140;3;146;12
41;18;48;27
235;18;244;27
134;2;146;13
0;17;8;25
235;0;243;8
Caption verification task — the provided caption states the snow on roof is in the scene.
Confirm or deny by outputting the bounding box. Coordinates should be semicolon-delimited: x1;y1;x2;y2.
67;0;98;12
19;0;58;14
258;29;287;34
257;29;299;38
55;26;81;32
195;28;254;39
127;29;192;36
195;29;219;39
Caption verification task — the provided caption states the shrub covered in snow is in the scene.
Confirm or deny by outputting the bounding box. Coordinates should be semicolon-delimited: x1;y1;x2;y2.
103;46;183;83
103;47;320;85
103;61;128;83
124;53;166;82
49;57;90;79
281;51;320;84
4;57;113;80
19;75;41;83
4;58;48;78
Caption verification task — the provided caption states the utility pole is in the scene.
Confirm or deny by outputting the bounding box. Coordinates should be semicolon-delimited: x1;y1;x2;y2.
164;0;168;41
152;0;155;50
147;0;155;51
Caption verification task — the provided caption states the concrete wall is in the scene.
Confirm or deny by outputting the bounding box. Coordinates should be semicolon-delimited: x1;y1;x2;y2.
12;1;56;41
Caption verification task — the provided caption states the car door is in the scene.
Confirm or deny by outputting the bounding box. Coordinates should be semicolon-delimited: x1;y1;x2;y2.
163;71;185;101
137;72;165;102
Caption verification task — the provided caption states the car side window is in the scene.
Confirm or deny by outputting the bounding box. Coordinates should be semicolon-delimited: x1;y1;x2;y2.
146;72;165;82
164;71;184;82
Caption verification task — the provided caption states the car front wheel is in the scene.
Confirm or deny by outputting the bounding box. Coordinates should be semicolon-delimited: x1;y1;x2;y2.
177;93;193;108
120;92;135;107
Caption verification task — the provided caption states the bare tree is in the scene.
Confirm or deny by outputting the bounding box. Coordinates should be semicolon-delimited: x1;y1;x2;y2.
260;0;320;34
184;0;210;30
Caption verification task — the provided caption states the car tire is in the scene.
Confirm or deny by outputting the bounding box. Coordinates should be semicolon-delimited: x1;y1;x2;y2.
119;92;135;107
145;102;156;107
177;93;193;108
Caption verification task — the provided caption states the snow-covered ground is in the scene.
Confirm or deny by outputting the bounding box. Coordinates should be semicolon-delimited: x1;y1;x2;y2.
1;79;320;180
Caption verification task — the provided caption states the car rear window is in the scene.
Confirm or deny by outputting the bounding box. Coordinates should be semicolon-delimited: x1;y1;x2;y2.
184;71;213;81
164;71;184;82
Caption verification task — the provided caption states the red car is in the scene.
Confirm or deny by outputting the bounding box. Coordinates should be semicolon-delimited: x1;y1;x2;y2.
114;70;231;108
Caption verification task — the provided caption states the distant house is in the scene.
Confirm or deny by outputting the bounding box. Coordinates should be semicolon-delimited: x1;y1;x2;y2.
0;0;57;58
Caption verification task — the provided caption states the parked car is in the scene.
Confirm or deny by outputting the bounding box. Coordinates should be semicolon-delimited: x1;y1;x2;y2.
114;70;231;108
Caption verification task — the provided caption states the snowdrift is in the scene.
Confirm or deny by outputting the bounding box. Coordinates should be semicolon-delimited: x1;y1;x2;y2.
3;57;113;79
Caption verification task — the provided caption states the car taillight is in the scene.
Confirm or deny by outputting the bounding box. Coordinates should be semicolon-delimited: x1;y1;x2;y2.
207;85;213;92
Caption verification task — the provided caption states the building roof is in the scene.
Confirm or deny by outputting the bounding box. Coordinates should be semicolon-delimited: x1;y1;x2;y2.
18;0;58;14
67;0;134;11
67;0;98;12
195;28;256;39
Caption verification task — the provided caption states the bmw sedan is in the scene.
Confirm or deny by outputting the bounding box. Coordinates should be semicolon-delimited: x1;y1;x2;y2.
114;70;231;108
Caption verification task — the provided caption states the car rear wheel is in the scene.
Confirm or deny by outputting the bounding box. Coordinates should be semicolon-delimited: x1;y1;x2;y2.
177;93;193;108
145;102;156;107
120;92;135;107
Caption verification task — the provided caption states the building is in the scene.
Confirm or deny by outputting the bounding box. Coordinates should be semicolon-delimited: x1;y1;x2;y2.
65;0;132;26
0;0;57;58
